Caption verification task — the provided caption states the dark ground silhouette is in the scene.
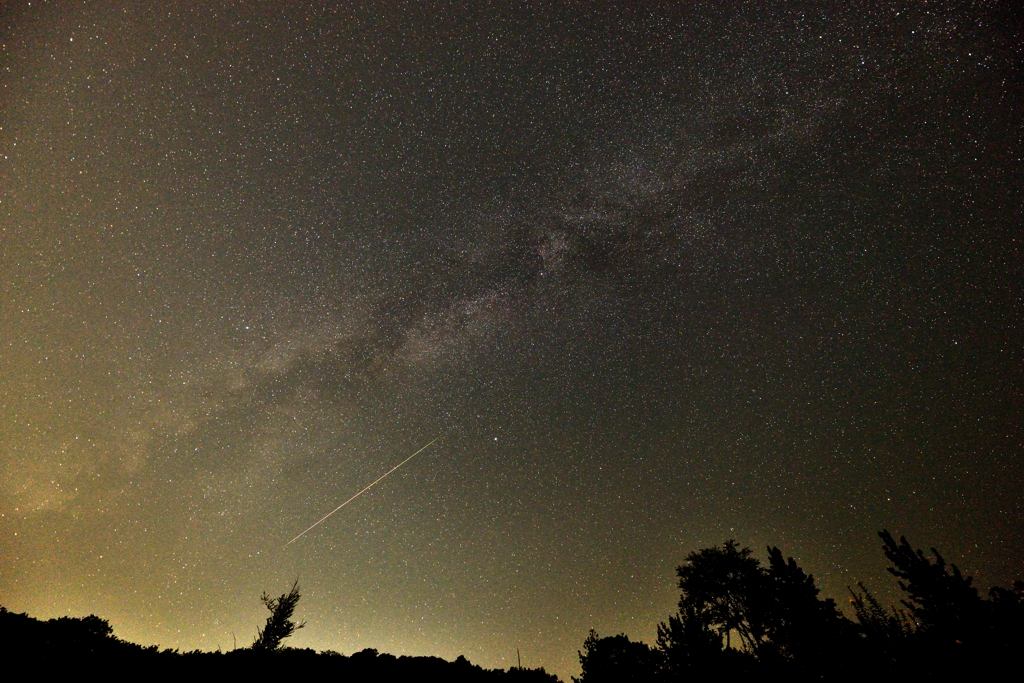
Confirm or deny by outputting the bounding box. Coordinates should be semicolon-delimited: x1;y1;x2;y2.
3;530;1019;680
0;604;558;680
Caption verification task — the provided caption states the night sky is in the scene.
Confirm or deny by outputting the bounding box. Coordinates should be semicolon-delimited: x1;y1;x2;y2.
2;1;1022;678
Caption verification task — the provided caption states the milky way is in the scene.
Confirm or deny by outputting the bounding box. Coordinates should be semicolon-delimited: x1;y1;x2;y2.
2;2;1021;678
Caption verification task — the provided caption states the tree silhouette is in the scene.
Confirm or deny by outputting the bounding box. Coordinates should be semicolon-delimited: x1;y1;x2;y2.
760;545;853;669
251;580;306;651
573;629;657;683
577;530;1023;679
655;602;723;677
672;540;766;653
848;580;915;668
656;541;858;676
879;529;984;645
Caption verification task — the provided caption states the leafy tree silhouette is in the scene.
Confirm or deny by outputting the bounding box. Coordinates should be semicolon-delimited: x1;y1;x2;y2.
655;602;723;677
879;529;984;646
872;529;1024;675
655;541;855;677
672;540;765;654
251;580;306;651
848;582;914;648
760;545;854;670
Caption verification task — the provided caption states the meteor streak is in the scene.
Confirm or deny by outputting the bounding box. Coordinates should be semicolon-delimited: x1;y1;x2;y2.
285;436;440;547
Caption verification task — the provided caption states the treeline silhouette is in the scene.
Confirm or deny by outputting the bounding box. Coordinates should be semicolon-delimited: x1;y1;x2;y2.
0;583;558;680
3;530;1020;679
575;530;1023;681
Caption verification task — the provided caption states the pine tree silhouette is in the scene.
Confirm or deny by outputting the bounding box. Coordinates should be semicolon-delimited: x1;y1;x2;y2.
251;580;306;651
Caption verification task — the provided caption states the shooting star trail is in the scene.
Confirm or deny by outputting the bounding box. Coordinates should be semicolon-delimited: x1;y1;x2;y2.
285;436;441;547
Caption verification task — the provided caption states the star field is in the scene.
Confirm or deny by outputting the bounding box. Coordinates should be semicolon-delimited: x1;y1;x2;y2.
1;2;1022;678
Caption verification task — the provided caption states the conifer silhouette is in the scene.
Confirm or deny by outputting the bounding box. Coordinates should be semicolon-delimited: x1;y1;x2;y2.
251;580;306;651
